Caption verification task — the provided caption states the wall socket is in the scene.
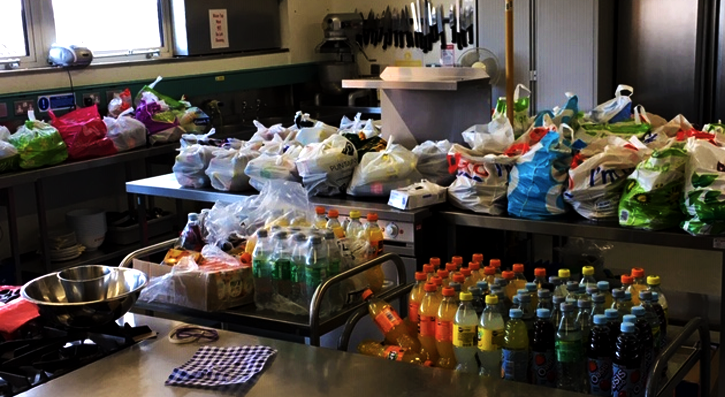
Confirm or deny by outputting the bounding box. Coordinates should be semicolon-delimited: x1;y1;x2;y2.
13;100;35;116
83;92;101;107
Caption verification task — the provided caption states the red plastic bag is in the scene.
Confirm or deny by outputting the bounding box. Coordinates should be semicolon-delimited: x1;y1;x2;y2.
0;286;39;339
50;105;117;160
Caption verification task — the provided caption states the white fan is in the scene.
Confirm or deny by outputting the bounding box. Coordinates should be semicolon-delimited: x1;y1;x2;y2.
458;47;502;85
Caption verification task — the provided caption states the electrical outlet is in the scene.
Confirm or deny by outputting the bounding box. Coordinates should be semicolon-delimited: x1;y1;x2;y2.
83;92;101;107
13;100;35;116
0;103;7;118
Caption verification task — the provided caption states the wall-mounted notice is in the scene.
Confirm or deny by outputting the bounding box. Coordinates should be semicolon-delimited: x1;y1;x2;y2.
209;9;229;49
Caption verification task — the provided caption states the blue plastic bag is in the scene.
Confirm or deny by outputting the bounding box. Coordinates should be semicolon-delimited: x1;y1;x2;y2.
507;126;573;219
533;93;579;128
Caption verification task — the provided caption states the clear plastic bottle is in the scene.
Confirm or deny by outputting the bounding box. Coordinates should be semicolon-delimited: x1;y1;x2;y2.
408;271;428;330
502;308;529;382
304;235;328;306
597;280;613;309
461;267;476;291
323;230;344;311
549;276;562;297
565;281;580;303
587;315;614;396
290;232;308;306
468;286;484;317
449;282;462;306
477;281;490;300
503;270;517;302
512;264;528;292
638;290;661;353
630;267;647;306
490;258;502;276
313;206;327;229
270;231;292;299
651;292;668;350
252;229;274;306
431;276;443;300
436;287;459;369
537;289;553;312
531;308;557;387
621;274;633;300
437;269;451;288
517;289;535;339
647;275;668;320
556;302;586;393
526;282;538;309
452;272;466;289
325;209;342;230
418;282;441;363
423;264;436;281
491;287;509;322
363;289;421;352
576;298;593;344
468;262;482;283
586;286;599;300
453;292;479;373
483;266;496;285
534;268;547;289
177;213;202;251
362;213;385;292
592;292;606;317
580;265;597;289
357;339;425;365
551;295;565;327
345;210;364;239
611;288;626;320
479;294;505;377
557;269;571;298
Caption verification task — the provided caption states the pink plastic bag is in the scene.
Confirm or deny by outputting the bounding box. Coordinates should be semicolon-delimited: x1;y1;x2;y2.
50;105;117;160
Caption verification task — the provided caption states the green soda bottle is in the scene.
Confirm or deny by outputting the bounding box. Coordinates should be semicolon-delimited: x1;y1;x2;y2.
269;231;292;298
252;229;273;305
305;235;329;309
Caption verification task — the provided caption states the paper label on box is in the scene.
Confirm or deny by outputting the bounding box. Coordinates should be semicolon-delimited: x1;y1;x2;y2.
209;9;229;49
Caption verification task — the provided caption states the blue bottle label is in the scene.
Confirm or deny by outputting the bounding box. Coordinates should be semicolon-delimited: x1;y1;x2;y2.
502;349;528;382
612;363;642;397
531;350;556;387
588;357;613;396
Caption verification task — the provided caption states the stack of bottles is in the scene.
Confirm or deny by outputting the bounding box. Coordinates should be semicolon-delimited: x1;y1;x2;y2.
252;207;386;315
358;256;670;397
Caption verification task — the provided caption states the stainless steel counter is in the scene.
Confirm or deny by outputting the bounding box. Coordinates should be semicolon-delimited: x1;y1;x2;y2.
18;313;586;397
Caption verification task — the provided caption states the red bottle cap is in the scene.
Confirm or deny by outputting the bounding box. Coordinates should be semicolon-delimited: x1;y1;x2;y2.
437;269;449;279
328;209;339;218
424;283;437;292
534;268;546;277
513;264;524;273
423;264;434;274
367;213;378;222
430;257;441;268
452;256;463;266
442;287;455;297
621;274;633;284
490;259;501;268
472;253;484;263
484;266;495;275
461;268;472;277
315;206;325;215
502;270;514;280
452;272;465;283
362;289;373;300
631;267;645;278
431;276;443;286
445;263;457;272
469;262;481;271
415;271;427;281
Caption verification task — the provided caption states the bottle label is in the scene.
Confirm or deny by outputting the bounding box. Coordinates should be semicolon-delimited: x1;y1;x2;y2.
409;302;421;324
383;345;406;361
252;258;266;278
419;315;436;337
531;350;556;387
305;267;327;291
453;325;477;347
556;339;584;363
612;363;642;397
328;259;341;276
290;262;303;283
502;349;528;382
272;258;291;281
435;319;453;342
478;328;504;351
374;307;403;334
588;357;613;396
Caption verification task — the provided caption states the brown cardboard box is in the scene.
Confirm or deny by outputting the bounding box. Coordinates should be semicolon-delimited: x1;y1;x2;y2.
675;344;719;397
133;259;254;311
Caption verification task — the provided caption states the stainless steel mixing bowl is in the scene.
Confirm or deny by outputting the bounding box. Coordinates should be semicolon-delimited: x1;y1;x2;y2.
21;267;148;328
58;265;112;302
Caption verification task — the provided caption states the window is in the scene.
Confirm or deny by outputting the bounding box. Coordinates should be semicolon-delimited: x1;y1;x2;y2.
0;0;29;58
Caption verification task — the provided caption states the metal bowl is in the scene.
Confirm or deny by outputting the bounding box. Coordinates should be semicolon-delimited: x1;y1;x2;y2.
21;267;148;328
58;265;112;302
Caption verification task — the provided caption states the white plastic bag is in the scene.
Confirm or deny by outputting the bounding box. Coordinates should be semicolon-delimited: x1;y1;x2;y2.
172;144;216;188
339;113;380;138
412;140;455;186
244;144;302;191
103;108;147;152
447;145;514;215
295;134;358;196
462;116;516;154
205;148;260;192
346;138;422;197
296;121;338;146
249;120;294;144
588;84;634;124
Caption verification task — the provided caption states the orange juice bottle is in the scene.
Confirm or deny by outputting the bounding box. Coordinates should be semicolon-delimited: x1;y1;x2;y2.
430;257;441;270
363;289;421;352
446;262;458;273
436;287;458;369
472;253;484;265
437;269;450;287
461;267;476;290
490;259;502;276
451;272;465;291
503;270;518;302
357;339;426;365
468;262;482;283
363;213;385;293
423;264;435;281
483;266;496;285
418;282;441;363
407;272;428;331
431;276;444;300
512;264;528;292
630;267;647;306
452;256;464;270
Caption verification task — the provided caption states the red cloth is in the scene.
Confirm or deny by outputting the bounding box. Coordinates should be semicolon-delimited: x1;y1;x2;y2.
0;286;39;339
50;105;117;161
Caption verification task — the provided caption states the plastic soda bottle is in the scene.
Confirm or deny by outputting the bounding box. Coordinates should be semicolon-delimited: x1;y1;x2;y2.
451;255;463;269
449;282;462;305
647;275;668;320
587;314;614;396
469;286;484;317
533;267;547;289
445;262;458;274
592;293;606;317
408;272;428;329
313;206;327;229
423;264;435;281
325;209;342;230
586;286;599;300
629;308;654;388
461;267;476;290
491;287;508;321
490;258;502;276
483;266;496;285
362;289;420;351
611;321;642;397
346;210;364;239
621;274;633;299
303;235;328;302
526;282;538;308
357;339;425;365
270;231;293;299
289;232;308;306
503;270;517;302
651;292;668;350
517;290;535;338
452;272;466;288
576;298;594;343
436;287;459;369
468;262;482;283
557;269;571;297
477;281;490;299
549;276;562;296
612;288;632;320
512;264;527;291
551;295;565;327
630;267;647;306
531;308;557;387
453;292;479;373
363;213;385;292
580;265;597;289
597;281;613;309
252;229;274;305
565;281;580;303
605;309;622;344
478;294;504;377
323;230;344;311
431;276;443;299
437;269;451;287
502;308;529;382
472;253;484;265
638;290;661;349
537;289;553;312
556;302;586;392
418;282;441;363
430;257;441;270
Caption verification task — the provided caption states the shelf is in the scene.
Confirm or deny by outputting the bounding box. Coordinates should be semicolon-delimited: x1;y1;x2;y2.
342;67;490;91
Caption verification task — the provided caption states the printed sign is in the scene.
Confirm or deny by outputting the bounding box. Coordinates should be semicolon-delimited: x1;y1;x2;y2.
209;9;229;49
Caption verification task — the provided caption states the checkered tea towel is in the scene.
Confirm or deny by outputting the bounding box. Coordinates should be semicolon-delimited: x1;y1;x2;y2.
165;345;277;387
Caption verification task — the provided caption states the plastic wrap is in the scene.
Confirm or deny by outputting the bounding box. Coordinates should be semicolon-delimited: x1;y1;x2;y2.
172;144;216;188
206;148;260;192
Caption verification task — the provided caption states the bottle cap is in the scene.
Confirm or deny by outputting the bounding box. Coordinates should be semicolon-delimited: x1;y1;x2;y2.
362;289;373;300
621;274;633;284
468;262;480;271
446;263;458;272
525;282;537;292
442;287;455;297
430;257;441;268
452;273;465;283
647;275;661;286
586;286;599;296
553;295;565;304
624;291;632;300
509;308;523;319
578;284;586;293
582;266;595;276
639;290;652;301
560;302;575;312
538;289;551;298
517;291;531;302
452;256;463;266
494;277;506;287
605;309;619;319
631;306;645;317
502;271;514;280
549;276;561;285
535;268;546;277
592;293;605;304
431;276;443;287
424;283;437;292
461;268;472;277
612;288;625;299
328;209;339;218
468;286;481;296
292;232;306;242
484;266;496;275
566;281;579;291
415;272;428;281
437;269;449;279
512;295;520;305
577;299;592;308
367;213;378;222
459;292;472;301
593;314;608;326
449;282;461;292
597;281;610;291
513;264;524;273
257;229;268;238
477;281;489;291
485;294;499;305
323;230;335;240
536;308;551;319
423;264;434;274
315;206;326;215
623;314;637;324
472;253;483;263
652;291;660;300
309;235;322;244
621;322;636;333
631;267;645;278
558;268;571;278
490;259;501;268
349;210;361;219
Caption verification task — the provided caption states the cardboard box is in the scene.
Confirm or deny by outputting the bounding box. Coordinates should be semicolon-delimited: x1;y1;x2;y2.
133;259;253;311
388;181;447;210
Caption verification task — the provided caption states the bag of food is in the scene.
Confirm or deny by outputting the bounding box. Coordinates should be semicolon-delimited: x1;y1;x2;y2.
135;100;183;144
347;138;422;197
618;142;688;230
205;148;260;192
588;84;634;124
412;139;455;186
339;113;381;138
507;122;573;219
296;134;358;196
173;144;217;188
532;93;580;131
49;105;117;161
178;107;210;134
681;138;725;235
493;84;532;137
340;132;387;161
564;135;646;220
447;146;515;215
10;112;68;169
0;126;19;173
244;146;302;191
107;88;132;118
103;108;147;152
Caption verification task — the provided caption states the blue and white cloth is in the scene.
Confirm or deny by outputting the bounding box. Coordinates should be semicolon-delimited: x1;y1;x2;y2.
166;345;277;388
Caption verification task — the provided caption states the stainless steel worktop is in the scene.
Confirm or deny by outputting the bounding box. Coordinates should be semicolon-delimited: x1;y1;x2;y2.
18;313;585;397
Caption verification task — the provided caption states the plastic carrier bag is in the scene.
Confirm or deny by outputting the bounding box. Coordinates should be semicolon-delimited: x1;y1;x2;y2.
339;113;381;138
0;126;19;173
588;84;634;124
411;139;454;186
10;112;68;169
49;105;117;161
564;135;646;220
681;138;725;235
205;148;260;192
134;76;185;144
244;141;303;191
447;146;515;215
107;88;132;118
493;84;532;137
618;142;688;230
173;141;217;188
103;108;147;152
507;120;573;219
346;137;422;197
296;134;358;196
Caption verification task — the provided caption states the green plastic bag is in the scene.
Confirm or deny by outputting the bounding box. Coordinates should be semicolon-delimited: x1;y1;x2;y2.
618;143;688;230
493;84;531;137
681;138;725;235
10;119;68;169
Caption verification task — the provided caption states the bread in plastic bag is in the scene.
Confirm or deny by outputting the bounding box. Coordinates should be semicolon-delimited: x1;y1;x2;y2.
492;84;532;137
103;108;147;152
412;139;455;186
681;138;725;235
296;134;358;196
10;114;68;169
173;143;216;188
206;148;260;192
588;84;634;124
346;137;423;197
0;126;19;173
618;141;688;230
